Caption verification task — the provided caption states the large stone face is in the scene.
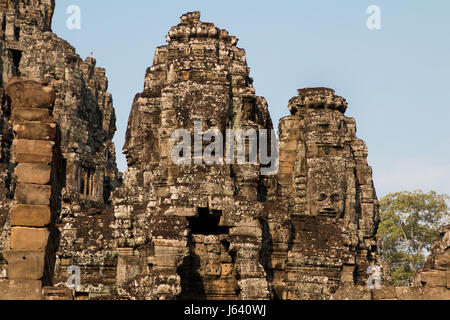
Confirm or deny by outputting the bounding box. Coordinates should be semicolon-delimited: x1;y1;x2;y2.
114;11;273;300
112;12;390;301
112;12;384;301
0;6;447;301
265;88;381;299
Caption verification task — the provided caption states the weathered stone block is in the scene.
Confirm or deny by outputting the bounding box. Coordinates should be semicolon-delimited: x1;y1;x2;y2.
361;203;375;220
10;227;50;250
356;165;373;185
372;286;397;300
331;284;372;300
279;164;294;175
14;183;52;205
280;140;298;152
229;226;262;238
420;270;447;287
359;185;375;203
42;287;73;300
6;78;56;109
277;174;293;186
13;123;57;140
434;253;450;270
279;151;297;163
12;139;54;163
153;244;188;267
152;255;179;267
10;204;51;227
164;207;197;217
395;287;423;300
14;163;52;185
157;187;169;197
117;253;142;286
340;265;355;284
447;269;450;289
279;116;301;131
3;250;45;280
423;287;450;300
0;280;42;300
12;108;54;123
237;278;271;299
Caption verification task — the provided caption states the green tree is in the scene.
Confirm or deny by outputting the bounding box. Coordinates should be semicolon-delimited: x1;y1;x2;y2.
377;190;449;286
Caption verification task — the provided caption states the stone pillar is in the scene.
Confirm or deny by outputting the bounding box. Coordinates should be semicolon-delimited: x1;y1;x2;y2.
0;78;69;300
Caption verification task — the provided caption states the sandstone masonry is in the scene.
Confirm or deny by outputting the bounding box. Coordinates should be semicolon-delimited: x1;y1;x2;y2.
0;0;119;298
0;6;448;300
0;77;71;300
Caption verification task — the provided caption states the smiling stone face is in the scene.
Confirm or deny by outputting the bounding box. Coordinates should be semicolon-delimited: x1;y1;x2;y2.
307;163;346;217
313;189;345;217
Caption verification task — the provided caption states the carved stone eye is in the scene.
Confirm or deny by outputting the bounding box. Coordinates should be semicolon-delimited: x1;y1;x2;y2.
331;194;340;202
318;193;327;201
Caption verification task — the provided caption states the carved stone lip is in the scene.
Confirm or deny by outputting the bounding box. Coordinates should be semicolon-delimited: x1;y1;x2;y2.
319;210;338;216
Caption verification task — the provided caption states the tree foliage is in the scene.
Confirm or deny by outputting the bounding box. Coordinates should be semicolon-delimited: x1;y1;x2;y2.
377;190;449;286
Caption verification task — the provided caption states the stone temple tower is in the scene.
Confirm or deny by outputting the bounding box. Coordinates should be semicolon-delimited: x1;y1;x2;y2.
114;11;382;301
266;88;381;299
1;6;447;300
114;11;274;300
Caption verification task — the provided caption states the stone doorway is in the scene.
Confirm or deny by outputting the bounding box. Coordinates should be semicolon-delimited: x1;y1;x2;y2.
178;208;238;300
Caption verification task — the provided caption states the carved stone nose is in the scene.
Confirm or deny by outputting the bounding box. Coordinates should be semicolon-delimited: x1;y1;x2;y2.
323;197;332;207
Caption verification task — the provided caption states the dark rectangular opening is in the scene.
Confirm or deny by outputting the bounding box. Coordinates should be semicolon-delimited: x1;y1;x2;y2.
1;15;6;31
11;49;22;76
188;208;229;235
243;97;258;122
75;292;89;300
318;123;330;132
14;25;20;41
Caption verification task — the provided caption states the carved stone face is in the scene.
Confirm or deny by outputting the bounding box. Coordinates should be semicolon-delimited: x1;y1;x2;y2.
307;165;346;217
312;189;344;217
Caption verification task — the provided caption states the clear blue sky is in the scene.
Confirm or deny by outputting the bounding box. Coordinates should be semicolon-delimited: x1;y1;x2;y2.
52;0;450;198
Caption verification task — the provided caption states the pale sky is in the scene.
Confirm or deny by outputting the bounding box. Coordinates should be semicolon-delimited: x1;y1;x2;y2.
51;0;450;199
